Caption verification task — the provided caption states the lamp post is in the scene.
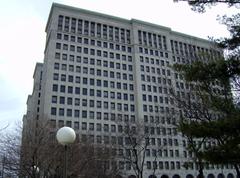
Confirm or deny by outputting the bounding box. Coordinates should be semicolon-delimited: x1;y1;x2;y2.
33;165;39;178
56;127;76;178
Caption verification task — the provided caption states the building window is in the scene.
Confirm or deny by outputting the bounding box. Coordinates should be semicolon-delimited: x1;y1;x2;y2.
52;84;58;92
67;86;73;94
89;111;94;119
60;85;65;93
75;98;80;106
66;120;71;127
54;63;59;70
63;34;69;41
59;108;64;116
146;161;151;169
74;121;79;129
104;113;109;120
70;45;75;52
61;64;67;71
82;122;87;130
97;112;102;120
165;162;169;169
95;79;101;87
52;96;57;103
59;96;65;104
69;55;74;62
51;107;56;115
74;110;80;118
104;124;109;132
96;135;101;143
97;101;101;108
90;49;95;55
63;44;68;50
67;97;72;105
82;111;87;118
56;43;61;49
89;123;94;131
97;50;101;56
159;161;163;169
97;123;101;131
82;88;87;95
58;120;64;127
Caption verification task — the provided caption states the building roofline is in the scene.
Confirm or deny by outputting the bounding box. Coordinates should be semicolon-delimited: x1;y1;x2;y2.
33;62;43;78
26;95;32;105
46;2;130;32
131;19;171;31
130;19;210;43
45;3;54;32
46;3;211;44
170;30;211;44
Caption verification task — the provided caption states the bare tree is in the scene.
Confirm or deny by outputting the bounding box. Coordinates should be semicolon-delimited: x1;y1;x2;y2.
68;143;120;178
0;117;119;178
170;83;216;178
0;127;21;177
0;118;120;178
173;0;240;12
115;119;163;178
20;118;54;178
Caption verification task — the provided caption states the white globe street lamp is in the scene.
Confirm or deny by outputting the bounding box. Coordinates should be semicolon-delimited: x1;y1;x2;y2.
32;165;39;178
56;126;76;145
56;127;76;178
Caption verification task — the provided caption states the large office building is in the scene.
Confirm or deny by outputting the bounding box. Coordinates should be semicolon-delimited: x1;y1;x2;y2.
23;3;236;178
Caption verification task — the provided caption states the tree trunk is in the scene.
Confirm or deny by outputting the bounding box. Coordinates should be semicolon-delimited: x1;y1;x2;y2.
198;163;204;178
138;170;143;178
234;164;240;178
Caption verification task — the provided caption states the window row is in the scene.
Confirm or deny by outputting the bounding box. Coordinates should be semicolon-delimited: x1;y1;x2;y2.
51;106;135;118
55;52;133;64
58;15;131;43
139;56;170;66
51;120;135;135
53;66;133;81
50;114;136;129
146;161;181;170
138;30;167;50
142;105;176;115
170;39;221;60
80;135;141;146
57;33;132;53
175;91;198;102
78;135;180;151
52;83;134;94
172;55;191;64
143;115;177;125
52;96;135;107
145;148;180;158
141;75;172;85
141;85;172;94
140;65;171;76
139;47;168;58
53;73;134;90
146;161;233;171
56;43;132;58
54;61;133;73
142;94;174;105
145;127;178;138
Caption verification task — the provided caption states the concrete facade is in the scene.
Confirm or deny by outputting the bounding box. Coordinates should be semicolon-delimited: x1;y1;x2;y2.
23;3;236;178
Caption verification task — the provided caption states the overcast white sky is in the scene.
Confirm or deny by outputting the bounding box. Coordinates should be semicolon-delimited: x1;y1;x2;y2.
0;0;238;130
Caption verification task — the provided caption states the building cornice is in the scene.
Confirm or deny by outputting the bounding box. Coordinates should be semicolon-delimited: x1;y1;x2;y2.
46;3;212;44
